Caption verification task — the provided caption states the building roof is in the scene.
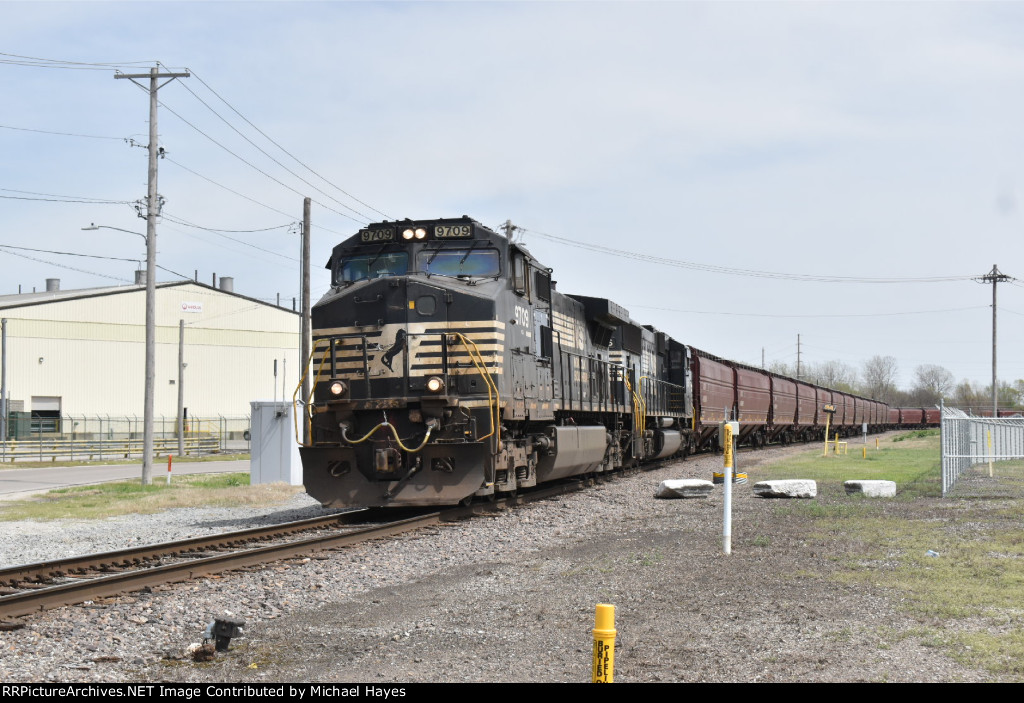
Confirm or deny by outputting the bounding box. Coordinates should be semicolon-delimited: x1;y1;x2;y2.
0;280;298;315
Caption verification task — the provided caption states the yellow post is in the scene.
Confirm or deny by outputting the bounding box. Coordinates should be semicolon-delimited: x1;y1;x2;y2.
823;415;831;457
723;424;734;473
875;438;879;450
834;432;840;455
862;446;866;459
592;604;616;683
723;422;734;555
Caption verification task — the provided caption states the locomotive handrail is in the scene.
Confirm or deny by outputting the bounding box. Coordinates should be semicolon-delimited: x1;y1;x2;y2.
449;331;501;450
294;337;333;446
556;347;630;415
639;375;687;417
621;371;644;437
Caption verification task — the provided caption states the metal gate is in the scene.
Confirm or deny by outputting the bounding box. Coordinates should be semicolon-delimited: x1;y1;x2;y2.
941;405;1024;497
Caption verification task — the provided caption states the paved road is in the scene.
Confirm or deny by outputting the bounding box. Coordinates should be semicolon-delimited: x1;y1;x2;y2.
0;460;251;500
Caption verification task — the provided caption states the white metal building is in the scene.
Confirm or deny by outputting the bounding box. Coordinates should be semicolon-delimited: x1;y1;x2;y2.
0;278;300;421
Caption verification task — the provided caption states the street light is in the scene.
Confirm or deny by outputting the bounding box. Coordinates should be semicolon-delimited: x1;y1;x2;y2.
84;222;156;483
82;223;147;243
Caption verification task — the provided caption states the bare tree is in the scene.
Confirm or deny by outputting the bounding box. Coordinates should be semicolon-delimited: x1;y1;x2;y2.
862;355;899;402
807;360;858;392
911;364;955;405
767;360;795;377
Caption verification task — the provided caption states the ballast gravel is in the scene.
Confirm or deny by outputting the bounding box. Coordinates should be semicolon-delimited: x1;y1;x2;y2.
0;443;995;683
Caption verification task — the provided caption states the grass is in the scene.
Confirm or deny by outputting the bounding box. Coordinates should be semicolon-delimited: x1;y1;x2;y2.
0;472;302;521
751;430;943;498
754;431;1024;680
0;452;250;470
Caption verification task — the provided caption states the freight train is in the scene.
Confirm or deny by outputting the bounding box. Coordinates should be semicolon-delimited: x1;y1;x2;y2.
298;216;913;508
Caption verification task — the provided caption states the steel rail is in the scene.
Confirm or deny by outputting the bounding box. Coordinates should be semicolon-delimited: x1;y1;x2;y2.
0;510;371;586
0;512;442;620
0;482;576;621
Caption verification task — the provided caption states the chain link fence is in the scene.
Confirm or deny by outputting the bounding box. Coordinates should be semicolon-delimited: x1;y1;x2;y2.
1;414;251;463
941;405;1024;497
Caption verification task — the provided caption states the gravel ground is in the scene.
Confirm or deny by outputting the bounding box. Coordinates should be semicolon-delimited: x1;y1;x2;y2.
0;442;994;683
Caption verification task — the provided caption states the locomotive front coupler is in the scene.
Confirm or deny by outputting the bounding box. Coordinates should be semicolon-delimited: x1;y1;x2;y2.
382;455;424;500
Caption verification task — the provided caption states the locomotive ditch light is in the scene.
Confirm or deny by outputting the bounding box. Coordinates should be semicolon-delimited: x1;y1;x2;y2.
329;379;347;396
402;228;415;240
414;227;427;239
426;376;445;393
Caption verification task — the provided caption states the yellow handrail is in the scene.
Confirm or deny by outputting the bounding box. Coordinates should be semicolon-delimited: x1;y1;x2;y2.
622;372;644;437
293;337;331;446
448;331;501;449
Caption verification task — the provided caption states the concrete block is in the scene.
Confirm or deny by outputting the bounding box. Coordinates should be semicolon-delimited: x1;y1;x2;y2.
844;480;896;497
752;479;817;499
655;478;715;499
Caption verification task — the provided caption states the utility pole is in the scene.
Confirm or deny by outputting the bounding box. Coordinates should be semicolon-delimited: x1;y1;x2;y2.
501;219;520;242
796;333;802;380
301;198;311;444
1;319;6;448
116;66;189;485
177;319;185;457
975;265;1011;417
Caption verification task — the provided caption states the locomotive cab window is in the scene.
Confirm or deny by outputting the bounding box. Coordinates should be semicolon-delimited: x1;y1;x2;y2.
416;248;500;278
512;252;530;298
336;251;409;283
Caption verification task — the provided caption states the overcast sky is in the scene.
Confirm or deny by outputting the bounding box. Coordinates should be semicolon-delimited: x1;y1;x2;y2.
2;1;1023;391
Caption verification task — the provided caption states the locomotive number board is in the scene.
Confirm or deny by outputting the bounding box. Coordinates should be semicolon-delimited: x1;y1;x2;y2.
434;224;473;239
359;227;395;242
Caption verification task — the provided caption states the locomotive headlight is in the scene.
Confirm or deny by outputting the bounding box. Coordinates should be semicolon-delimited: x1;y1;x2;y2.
414;227;427;240
425;376;445;393
402;228;415;240
329;380;347;396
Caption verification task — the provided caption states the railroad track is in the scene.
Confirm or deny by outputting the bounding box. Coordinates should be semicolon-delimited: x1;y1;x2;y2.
0;483;572;623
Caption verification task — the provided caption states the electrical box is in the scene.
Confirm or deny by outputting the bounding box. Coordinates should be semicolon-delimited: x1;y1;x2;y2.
249;401;302;486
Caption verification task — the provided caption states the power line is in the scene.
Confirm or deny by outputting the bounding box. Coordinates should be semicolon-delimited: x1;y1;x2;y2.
165;157;306;221
155;94;368;224
0;123;125;140
629;304;987;319
0;194;129;205
164;158;348;238
522;227;976;284
0;187;129;204
159;214;294;234
189;69;391;220
174;74;377;222
0;52;157;69
160;212;299;262
0;244;141;263
0;248;130;282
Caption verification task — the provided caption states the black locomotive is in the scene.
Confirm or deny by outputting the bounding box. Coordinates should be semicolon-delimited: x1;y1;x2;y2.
299;216;889;508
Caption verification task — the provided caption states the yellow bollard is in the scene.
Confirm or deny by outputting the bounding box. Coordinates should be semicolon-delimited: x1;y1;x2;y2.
875;438;879;450
862;446;866;459
592;604;616;683
834;432;840;455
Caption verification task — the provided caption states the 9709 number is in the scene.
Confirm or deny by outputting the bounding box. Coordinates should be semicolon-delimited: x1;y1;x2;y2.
434;224;472;238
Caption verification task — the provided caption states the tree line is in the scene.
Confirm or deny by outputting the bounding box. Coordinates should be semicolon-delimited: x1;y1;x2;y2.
765;355;1024;412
